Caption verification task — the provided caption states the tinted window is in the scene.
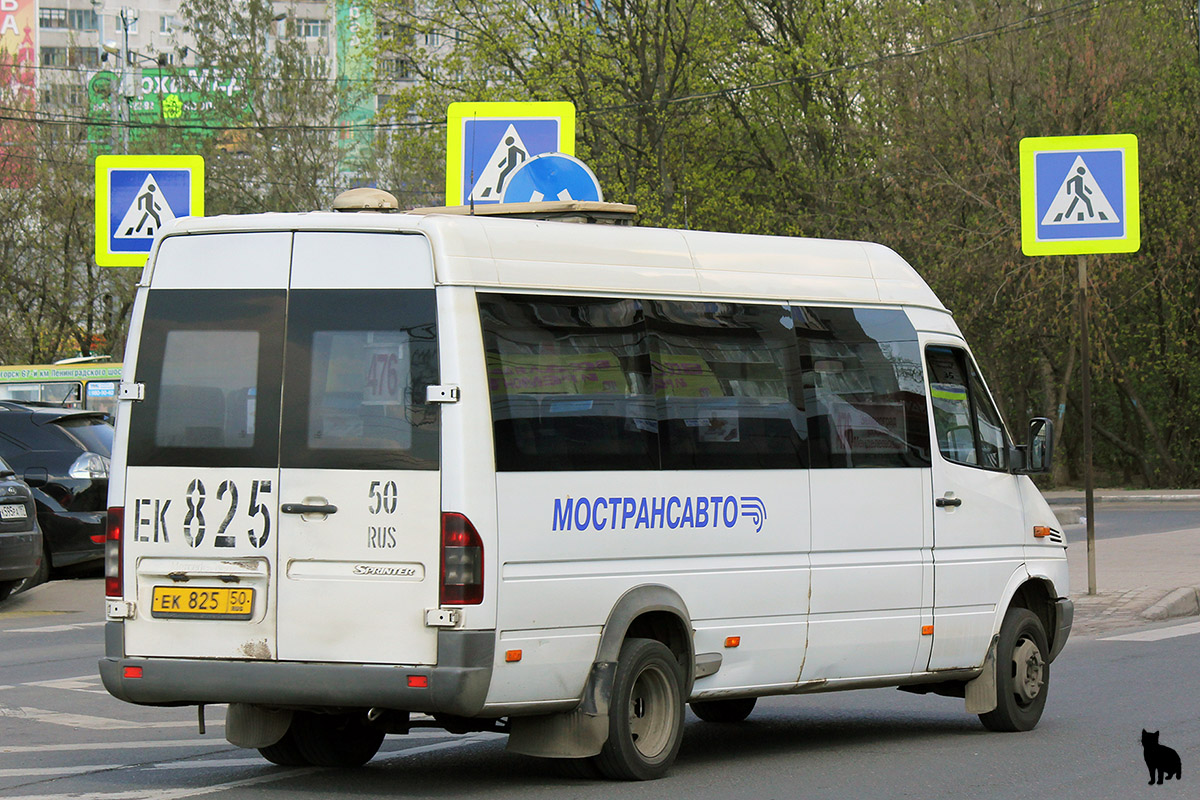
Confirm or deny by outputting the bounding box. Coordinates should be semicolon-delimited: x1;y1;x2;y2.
926;345;1007;470
280;290;439;470
479;294;657;471
796;307;931;468
649;301;805;470
128;290;285;467
54;417;113;456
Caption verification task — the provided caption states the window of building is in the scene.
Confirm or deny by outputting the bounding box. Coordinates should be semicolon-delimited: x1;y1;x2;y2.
68;8;98;29
297;18;329;38
39;8;67;28
160;14;178;34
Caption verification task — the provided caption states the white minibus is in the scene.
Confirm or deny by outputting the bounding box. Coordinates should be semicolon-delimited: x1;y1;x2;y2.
100;194;1071;780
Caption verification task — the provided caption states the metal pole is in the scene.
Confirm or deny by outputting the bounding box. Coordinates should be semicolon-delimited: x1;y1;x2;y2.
1078;253;1097;595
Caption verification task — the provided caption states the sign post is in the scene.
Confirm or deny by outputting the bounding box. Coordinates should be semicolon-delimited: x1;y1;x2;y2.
94;155;204;267
1020;134;1140;596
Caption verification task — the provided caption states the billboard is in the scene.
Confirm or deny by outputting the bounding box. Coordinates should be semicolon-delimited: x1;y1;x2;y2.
0;0;36;184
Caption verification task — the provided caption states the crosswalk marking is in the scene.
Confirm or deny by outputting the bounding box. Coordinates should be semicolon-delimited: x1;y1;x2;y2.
0;735;501;799
24;675;110;694
0;707;224;731
1101;619;1200;642
8;621;106;633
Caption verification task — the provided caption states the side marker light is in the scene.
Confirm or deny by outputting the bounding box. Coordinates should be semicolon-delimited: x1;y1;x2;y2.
407;675;429;688
123;666;143;679
506;650;522;663
724;636;741;648
1033;526;1052;538
921;625;934;636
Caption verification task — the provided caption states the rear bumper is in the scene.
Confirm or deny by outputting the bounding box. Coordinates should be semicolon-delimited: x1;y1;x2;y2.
0;529;40;581
99;624;495;717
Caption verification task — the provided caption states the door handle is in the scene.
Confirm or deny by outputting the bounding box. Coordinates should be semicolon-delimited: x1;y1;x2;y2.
935;497;963;508
281;503;339;515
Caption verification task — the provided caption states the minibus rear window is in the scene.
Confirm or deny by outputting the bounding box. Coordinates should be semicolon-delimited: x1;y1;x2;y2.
128;290;285;468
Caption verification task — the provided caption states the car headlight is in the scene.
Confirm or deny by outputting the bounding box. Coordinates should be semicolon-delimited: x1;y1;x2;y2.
69;452;111;479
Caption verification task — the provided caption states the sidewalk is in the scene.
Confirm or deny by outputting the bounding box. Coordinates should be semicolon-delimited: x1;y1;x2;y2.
1046;489;1200;637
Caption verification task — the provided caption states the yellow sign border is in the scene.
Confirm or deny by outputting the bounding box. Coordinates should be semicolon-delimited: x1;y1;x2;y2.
95;154;205;267
1019;134;1139;256
445;101;576;206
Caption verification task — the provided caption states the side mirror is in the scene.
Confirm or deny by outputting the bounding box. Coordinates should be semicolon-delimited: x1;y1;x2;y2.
1024;417;1053;474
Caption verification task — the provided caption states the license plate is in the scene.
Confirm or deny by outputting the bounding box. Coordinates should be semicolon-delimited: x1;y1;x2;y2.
0;504;27;520
150;586;255;620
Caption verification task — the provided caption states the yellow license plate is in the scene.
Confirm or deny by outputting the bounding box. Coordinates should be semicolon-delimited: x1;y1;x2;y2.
150;586;255;620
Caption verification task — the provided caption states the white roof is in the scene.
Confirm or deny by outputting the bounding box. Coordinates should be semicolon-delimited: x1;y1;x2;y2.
163;211;946;311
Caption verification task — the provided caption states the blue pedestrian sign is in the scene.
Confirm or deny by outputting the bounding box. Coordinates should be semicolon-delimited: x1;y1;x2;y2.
501;153;603;203
445;102;575;206
1020;135;1139;256
95;155;204;267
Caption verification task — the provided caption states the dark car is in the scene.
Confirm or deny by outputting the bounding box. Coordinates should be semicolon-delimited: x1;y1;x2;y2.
0;402;112;590
0;454;42;601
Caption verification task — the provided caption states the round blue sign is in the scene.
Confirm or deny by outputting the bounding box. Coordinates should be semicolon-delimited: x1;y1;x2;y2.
500;153;603;203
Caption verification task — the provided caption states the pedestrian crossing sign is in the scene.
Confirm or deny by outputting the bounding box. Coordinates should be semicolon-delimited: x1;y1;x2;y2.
445;102;575;207
1020;134;1139;256
95;155;204;267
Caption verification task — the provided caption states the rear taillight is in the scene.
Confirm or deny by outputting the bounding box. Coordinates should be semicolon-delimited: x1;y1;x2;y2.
105;507;123;598
440;512;483;605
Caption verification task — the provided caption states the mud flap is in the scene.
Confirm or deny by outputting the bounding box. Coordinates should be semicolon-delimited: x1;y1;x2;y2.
506;661;615;758
964;635;999;714
225;703;293;749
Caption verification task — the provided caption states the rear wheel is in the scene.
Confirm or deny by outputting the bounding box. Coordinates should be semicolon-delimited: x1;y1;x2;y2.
0;581;17;602
594;638;685;781
979;607;1049;732
257;725;310;766
289;712;384;767
689;697;757;723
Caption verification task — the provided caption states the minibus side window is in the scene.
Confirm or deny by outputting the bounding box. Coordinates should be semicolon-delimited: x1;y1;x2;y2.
479;294;657;471
128;290;285;468
795;307;931;468
926;345;1008;470
648;301;806;470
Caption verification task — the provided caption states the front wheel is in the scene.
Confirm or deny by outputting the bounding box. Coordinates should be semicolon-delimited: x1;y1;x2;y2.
979;607;1049;732
594;638;685;781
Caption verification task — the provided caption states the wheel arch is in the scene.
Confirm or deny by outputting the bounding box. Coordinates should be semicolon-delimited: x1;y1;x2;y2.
594;584;695;692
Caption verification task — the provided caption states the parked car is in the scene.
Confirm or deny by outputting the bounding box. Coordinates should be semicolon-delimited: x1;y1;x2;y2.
0;454;42;601
0;402;112;591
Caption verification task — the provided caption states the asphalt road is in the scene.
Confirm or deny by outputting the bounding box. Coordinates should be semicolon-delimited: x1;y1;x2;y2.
1060;500;1200;543
2;575;1197;800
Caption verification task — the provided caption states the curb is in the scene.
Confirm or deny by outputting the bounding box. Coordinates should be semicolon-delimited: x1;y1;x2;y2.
1044;493;1200;506
1142;587;1200;621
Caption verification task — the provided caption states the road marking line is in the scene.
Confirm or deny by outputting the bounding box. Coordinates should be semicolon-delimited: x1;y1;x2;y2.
0;707;224;730
0;739;230;754
24;675;108;694
0;735;499;799
8;621;106;633
1101;620;1200;642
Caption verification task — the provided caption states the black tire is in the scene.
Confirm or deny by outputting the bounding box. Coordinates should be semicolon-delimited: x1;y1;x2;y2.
594;638;685;781
289;711;384;767
0;580;17;603
689;697;757;723
979;607;1050;732
257;725;311;766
